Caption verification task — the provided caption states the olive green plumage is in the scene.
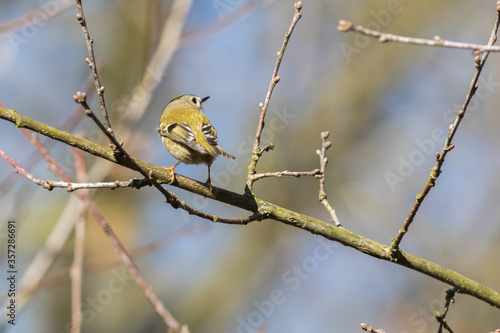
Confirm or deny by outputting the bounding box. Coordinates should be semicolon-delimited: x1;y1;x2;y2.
158;94;235;185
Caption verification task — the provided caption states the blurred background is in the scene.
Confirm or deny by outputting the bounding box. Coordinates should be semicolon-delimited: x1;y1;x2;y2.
1;0;499;332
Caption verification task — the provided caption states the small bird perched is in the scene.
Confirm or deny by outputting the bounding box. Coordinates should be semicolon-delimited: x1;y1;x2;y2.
158;94;236;187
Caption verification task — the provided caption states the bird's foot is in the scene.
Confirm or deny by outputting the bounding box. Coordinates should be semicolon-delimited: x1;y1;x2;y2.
163;161;181;184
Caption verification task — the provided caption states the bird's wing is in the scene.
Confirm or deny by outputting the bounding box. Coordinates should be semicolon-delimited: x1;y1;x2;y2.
201;122;219;147
160;122;198;151
196;122;221;156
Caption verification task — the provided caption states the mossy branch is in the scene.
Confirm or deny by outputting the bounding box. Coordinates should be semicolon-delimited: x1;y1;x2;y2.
1;106;499;309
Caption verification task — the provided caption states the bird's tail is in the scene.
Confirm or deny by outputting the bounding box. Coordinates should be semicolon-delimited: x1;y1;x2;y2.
217;145;236;159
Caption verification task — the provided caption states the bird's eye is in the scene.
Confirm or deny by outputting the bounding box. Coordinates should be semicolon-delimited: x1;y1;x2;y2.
191;97;197;104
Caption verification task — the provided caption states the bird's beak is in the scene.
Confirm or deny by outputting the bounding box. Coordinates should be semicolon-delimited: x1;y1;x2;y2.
201;96;210;103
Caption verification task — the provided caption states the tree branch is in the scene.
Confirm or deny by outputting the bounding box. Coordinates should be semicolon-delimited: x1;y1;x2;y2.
2;107;499;309
337;19;500;54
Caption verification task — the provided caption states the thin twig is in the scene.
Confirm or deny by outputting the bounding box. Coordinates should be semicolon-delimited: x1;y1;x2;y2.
338;19;500;55
436;288;456;333
360;323;386;333
75;0;112;131
316;132;342;227
0;153;134;191
247;1;302;189
70;147;87;333
251;169;322;181
176;208;263;225
387;3;500;255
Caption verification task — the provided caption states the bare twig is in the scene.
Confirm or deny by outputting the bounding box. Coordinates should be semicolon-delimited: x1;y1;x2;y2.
436;288;456;333
360;323;386;333
387;3;500;255
75;0;112;131
176;209;263;225
247;1;302;189
3;146;257;225
316;132;342;227
338;19;500;55
0;152;135;191
251;169;322;181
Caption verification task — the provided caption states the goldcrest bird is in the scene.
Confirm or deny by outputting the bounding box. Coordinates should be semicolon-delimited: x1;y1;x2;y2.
158;94;236;187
